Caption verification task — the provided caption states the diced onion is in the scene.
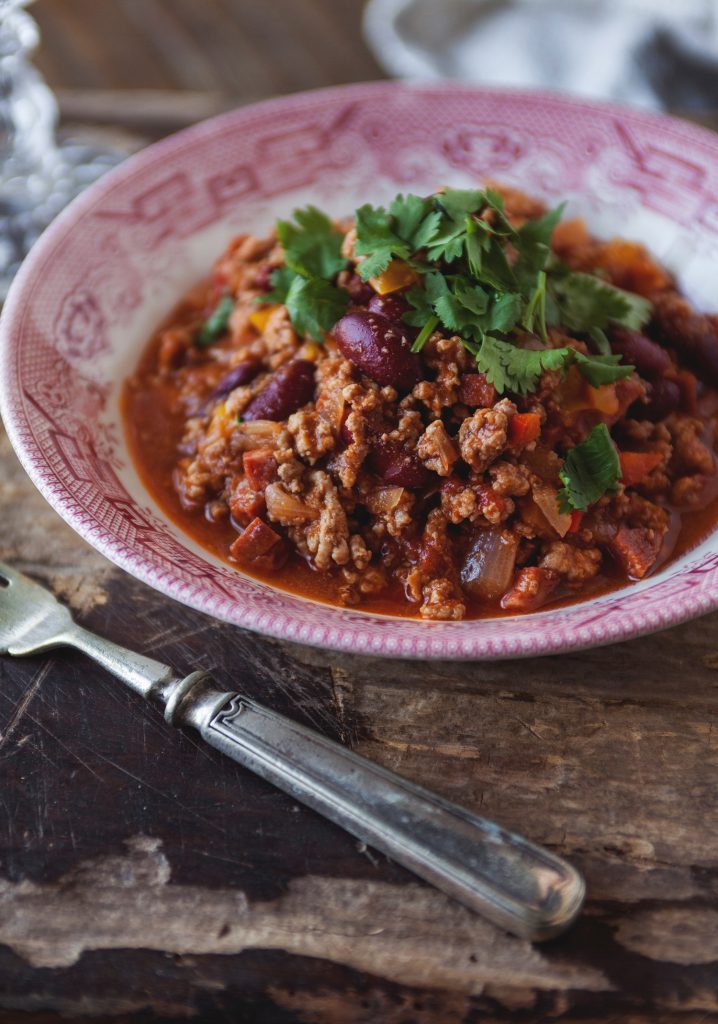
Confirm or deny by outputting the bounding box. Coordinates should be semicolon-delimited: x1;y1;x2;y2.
265;483;318;525
366;485;405;514
460;529;519;601
234;419;282;451
531;483;572;537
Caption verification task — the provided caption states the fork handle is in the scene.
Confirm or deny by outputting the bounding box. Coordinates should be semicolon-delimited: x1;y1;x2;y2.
175;683;584;941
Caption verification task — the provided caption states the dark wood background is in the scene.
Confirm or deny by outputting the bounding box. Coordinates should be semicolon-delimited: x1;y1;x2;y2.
1;2;718;1021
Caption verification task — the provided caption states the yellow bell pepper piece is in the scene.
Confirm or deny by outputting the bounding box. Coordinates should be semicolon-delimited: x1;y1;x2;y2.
249;304;279;333
369;260;419;296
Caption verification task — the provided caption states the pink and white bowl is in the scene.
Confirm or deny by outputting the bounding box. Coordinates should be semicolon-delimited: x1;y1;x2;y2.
3;81;718;659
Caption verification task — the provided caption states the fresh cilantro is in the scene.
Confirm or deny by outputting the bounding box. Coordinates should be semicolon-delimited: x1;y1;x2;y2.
514;204;565;290
475;336;569;395
522;270;547;340
285;276;349;342
573;351;635;387
411;315;440;353
558;423;621;512
354;203;412;280
276;205;347;280
256;266;297;305
552;272;652;333
196;295;234;347
389;193;441;249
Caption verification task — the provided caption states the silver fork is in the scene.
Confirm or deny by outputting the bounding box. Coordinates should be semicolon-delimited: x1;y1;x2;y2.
0;560;585;941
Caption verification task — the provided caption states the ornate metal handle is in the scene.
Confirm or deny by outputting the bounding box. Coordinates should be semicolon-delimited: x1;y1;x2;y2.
177;685;585;941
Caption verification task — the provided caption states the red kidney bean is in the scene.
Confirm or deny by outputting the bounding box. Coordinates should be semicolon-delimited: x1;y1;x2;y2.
211;360;261;400
333;310;422;389
368;292;410;323
369;440;432;488
344;273;375;305
610;328;672;378
641;377;682;421
242;359;315;421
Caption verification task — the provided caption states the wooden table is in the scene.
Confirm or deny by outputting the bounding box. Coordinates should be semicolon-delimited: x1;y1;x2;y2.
1;3;718;1021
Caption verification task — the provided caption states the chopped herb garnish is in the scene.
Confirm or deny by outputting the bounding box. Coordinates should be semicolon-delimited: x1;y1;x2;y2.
196;295;234;347
558;423;622;512
475;337;569;396
276;205;347;280
257;266;298;305
550;272;652;334
285;275;349;342
258;187;653;394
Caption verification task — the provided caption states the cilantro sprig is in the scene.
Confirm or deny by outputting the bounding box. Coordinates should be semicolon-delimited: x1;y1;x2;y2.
258;187;654;396
196;295;234;347
558;423;622;512
257;205;349;341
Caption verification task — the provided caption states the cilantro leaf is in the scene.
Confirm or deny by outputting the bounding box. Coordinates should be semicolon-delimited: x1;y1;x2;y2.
426;188;488;264
196;296;234;347
485;292;523;334
475;337;570;395
389;193;441;249
521;270;547;340
354;204;412;280
257;266;298;305
285;276;349;341
553;272;652;333
558;422;621;512
573;351;635;387
514;203;565;290
277;205;347;280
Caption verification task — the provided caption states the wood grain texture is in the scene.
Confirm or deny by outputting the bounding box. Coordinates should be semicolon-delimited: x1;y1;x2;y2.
1;1;717;1020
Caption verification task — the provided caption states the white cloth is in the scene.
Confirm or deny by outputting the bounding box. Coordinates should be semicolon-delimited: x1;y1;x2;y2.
363;0;718;110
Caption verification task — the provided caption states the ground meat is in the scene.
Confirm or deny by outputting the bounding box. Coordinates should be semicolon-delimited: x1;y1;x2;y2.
539;541;602;584
458;399;515;472
287;409;335;464
297;471;351;570
419;578;466;620
127;189;718;623
417;420;459;476
669;417;715;476
489;461;531;497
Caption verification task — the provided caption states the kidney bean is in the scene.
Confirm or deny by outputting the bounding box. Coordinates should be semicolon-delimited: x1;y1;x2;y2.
610;328;671;378
344;272;375;305
210;360;261;401
242;359;315;421
369;439;432;488
641;377;682;421
333;310;422;389
368;292;410;323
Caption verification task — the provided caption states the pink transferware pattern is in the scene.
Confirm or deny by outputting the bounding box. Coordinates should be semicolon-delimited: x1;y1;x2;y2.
3;82;718;659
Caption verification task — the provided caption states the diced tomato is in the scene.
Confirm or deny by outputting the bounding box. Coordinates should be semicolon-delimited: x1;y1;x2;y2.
609;525;662;579
568;510;584;534
508;412;541;447
229;478;266;526
500;567;560;612
458;373;497;408
619;450;663;487
229;517;287;572
242;448;278;491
